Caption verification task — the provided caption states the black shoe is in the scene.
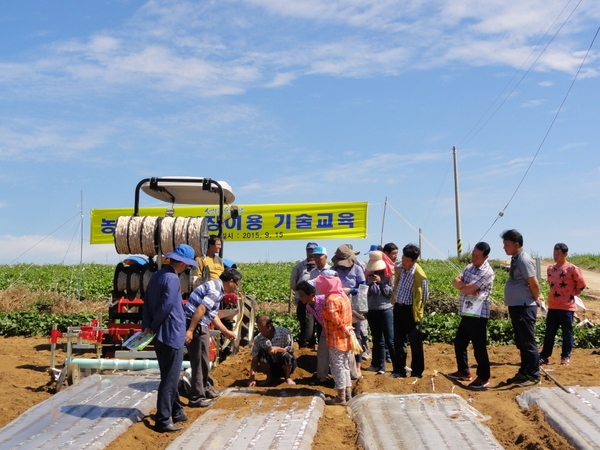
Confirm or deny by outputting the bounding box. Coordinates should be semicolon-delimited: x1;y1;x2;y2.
205;389;222;399
155;423;184;433
173;414;188;423
309;378;328;386
188;398;215;408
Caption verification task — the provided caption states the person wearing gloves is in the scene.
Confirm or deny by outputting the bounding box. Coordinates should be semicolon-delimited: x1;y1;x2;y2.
315;274;354;405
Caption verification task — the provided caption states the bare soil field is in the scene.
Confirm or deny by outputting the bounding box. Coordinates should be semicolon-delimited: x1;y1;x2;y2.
2;267;599;449
2;329;600;450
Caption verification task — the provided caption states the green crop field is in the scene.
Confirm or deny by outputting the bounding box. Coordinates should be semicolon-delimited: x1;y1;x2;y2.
0;258;598;348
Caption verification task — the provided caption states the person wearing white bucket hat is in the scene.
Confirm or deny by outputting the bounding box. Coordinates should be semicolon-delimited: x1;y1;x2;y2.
364;250;398;376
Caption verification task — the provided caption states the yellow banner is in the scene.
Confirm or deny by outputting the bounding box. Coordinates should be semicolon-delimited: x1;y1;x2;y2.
90;202;367;244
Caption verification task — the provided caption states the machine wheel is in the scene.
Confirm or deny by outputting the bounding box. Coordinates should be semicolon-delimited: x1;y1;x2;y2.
67;363;80;386
238;294;255;348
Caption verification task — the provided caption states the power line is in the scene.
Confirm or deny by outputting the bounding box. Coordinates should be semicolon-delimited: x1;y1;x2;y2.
9;212;81;264
385;201;463;274
479;26;600;241
458;0;583;149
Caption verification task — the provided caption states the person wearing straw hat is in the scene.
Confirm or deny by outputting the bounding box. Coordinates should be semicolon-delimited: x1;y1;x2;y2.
364;250;398;375
142;244;198;432
390;244;428;378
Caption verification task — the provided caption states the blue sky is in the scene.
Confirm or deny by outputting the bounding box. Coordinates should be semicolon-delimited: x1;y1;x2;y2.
1;0;599;266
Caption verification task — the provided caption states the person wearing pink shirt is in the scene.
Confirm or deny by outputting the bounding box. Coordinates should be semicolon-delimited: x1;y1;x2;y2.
540;243;587;366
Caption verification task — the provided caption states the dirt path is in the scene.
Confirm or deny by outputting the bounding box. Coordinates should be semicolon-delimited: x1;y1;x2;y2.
2;337;600;449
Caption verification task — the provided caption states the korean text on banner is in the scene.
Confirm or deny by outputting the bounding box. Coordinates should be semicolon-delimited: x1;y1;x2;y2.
90;202;368;244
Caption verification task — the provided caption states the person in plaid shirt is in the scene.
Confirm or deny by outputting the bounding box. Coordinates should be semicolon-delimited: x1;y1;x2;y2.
390;244;429;378
447;242;495;389
247;315;297;387
315;274;353;405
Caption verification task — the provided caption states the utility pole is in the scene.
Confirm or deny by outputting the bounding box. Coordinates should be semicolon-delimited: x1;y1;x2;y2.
453;146;462;258
380;197;387;246
78;190;83;301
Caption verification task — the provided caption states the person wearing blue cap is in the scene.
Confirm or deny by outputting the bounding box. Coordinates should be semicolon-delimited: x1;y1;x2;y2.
142;244;198;433
290;242;318;348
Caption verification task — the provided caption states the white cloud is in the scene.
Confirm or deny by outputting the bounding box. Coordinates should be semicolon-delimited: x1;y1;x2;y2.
520;99;545;108
264;72;297;87
240;150;447;196
557;141;587;152
0;234;120;265
538;81;553;87
1;0;598;100
0;122;111;161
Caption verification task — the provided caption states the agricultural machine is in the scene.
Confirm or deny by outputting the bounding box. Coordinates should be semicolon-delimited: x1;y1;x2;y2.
50;177;255;388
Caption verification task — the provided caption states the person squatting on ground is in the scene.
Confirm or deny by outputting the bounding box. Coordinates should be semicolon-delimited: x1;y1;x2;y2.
331;244;366;379
184;268;240;408
540;243;587;366
447;242;495;389
391;244;429;378
502;229;543;386
142;244;197;432
315;274;354;405
290;242;318;348
248;315;297;386
365;250;397;375
295;280;330;385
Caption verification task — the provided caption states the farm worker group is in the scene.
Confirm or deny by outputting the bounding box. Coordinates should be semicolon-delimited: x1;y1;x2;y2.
143;227;587;432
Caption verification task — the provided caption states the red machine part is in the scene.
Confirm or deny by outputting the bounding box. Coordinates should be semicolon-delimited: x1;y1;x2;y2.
222;293;238;307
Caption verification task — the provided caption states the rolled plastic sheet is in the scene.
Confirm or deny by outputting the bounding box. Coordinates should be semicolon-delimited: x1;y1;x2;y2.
67;358;191;370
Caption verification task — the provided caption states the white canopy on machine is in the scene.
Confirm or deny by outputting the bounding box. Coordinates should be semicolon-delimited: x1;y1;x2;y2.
140;177;235;205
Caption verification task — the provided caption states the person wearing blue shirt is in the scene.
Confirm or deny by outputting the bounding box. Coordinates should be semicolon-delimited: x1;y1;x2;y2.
184;268;241;407
142;244;198;433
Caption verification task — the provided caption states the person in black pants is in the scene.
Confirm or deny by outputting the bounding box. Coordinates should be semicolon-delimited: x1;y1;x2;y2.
501;229;543;386
390;244;428;378
142;244;198;432
290;242;318;347
447;242;495;389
